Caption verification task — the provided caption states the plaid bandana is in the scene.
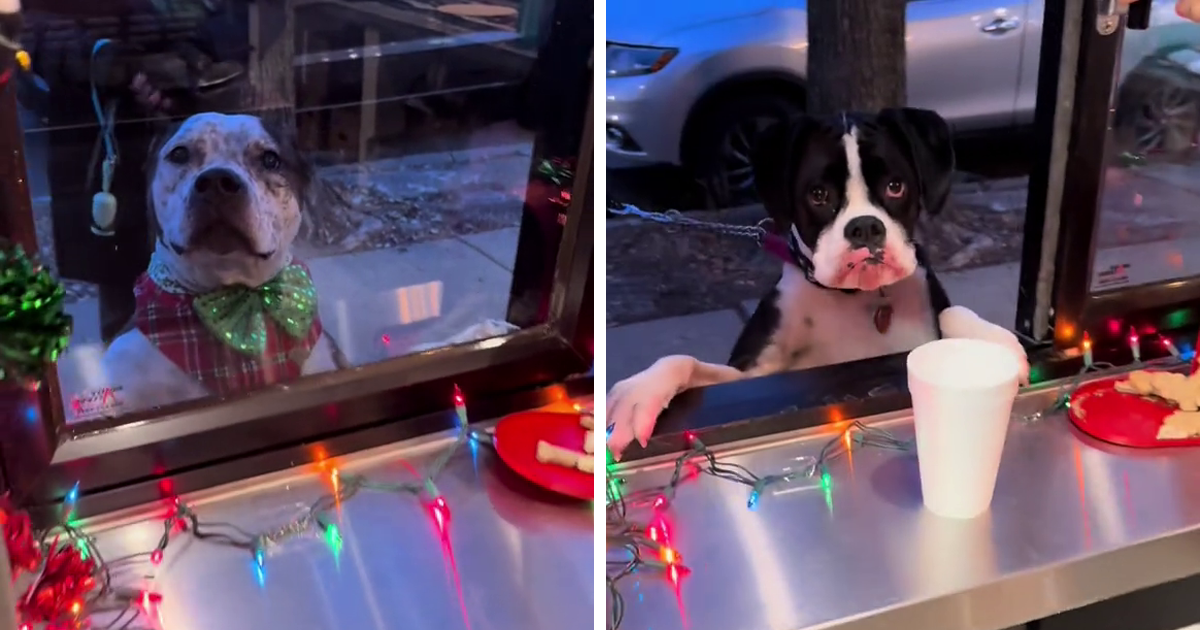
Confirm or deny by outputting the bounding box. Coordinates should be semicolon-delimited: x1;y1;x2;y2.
133;263;323;397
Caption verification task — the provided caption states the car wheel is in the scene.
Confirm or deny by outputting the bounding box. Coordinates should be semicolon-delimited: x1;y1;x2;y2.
1132;82;1200;158
1116;66;1200;161
687;93;803;208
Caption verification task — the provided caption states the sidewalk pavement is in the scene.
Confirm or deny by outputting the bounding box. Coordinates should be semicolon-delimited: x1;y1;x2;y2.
607;234;1200;387
57;227;520;407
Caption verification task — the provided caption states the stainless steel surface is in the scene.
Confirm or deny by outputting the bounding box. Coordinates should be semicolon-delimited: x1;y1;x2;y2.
78;419;593;630
611;376;1200;630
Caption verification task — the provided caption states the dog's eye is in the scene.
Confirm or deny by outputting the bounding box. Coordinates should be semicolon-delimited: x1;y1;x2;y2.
808;186;829;206
261;150;282;171
885;179;906;198
166;146;190;164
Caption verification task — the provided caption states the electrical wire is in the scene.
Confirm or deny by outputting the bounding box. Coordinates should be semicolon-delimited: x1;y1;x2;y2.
605;422;913;630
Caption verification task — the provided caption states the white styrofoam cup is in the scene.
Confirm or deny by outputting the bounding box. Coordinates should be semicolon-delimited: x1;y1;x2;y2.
907;338;1020;519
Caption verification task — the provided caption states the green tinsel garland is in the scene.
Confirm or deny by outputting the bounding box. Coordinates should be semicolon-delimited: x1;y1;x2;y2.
0;242;72;384
536;157;575;187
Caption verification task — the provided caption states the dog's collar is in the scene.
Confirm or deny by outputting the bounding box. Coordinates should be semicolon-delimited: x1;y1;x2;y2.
147;247;294;295
761;227;859;294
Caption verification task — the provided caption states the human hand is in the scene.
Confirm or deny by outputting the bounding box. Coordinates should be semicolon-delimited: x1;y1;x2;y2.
130;72;173;114
1178;0;1200;21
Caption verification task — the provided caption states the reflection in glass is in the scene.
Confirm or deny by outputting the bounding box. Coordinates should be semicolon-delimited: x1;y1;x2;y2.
1092;8;1200;291
14;0;583;421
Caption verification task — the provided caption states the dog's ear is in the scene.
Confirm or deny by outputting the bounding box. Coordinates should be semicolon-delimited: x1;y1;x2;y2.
752;114;819;229
259;116;314;200
877;107;954;215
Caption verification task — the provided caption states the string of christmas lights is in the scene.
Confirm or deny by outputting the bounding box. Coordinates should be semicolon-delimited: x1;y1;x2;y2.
1023;329;1187;422
604;422;913;630
6;387;579;630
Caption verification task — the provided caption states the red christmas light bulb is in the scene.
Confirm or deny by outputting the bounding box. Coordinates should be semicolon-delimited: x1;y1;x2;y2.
150;549;163;565
430;497;451;534
652;495;669;510
1129;329;1140;345
136;591;164;610
683;431;697;445
648;518;670;541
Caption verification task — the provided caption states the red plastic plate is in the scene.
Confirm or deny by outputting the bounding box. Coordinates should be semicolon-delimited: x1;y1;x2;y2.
493;411;593;500
1068;370;1200;448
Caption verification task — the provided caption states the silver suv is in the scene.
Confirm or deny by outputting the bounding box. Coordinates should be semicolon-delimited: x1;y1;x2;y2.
606;0;1200;205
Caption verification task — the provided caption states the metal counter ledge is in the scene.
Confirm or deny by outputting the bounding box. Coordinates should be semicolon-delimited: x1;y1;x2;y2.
610;372;1200;630
69;404;593;630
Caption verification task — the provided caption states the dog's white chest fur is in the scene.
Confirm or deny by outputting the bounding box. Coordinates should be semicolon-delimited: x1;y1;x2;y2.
103;325;340;414
751;264;938;375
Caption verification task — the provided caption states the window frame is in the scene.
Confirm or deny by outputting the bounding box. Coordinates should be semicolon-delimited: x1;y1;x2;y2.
0;17;594;516
1015;0;1200;350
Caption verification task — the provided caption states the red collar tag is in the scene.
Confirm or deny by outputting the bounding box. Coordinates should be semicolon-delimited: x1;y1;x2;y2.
874;305;893;334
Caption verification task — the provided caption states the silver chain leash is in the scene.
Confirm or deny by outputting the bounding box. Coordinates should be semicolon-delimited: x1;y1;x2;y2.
606;202;771;244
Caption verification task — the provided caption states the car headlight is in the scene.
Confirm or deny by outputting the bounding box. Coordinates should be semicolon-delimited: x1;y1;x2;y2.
606;44;678;78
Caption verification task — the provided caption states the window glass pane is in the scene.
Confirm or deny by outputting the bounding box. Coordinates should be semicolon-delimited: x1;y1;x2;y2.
16;0;588;422
1090;10;1200;291
606;1;1030;388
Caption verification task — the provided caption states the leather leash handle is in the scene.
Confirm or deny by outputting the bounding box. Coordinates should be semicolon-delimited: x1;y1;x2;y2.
1127;0;1152;29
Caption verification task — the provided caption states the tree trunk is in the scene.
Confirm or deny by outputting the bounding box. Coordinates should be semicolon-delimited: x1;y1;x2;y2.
806;0;907;115
244;0;295;124
243;0;355;247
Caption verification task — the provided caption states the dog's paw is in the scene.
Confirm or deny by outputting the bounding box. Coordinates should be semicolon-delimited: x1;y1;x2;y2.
463;319;520;338
606;355;696;460
938;306;1029;386
1010;339;1031;387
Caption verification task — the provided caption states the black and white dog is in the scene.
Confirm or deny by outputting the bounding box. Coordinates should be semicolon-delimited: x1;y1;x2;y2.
607;108;1029;457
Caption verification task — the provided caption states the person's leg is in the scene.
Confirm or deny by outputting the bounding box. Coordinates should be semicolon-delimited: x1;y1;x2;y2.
47;99;154;346
96;114;155;346
98;281;136;345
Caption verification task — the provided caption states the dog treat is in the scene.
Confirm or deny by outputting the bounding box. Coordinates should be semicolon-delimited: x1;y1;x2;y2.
1158;410;1200;440
537;440;582;469
1115;370;1200;412
583;430;594;454
580;412;594;430
575;454;595;474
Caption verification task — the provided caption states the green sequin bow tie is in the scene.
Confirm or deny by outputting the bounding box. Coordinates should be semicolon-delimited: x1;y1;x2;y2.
193;264;317;356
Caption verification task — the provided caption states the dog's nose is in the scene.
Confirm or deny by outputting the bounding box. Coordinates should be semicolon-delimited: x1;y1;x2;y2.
193;168;246;200
844;216;886;250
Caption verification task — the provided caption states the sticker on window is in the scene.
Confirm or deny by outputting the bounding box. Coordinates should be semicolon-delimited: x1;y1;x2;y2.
70;386;125;421
1095;263;1131;288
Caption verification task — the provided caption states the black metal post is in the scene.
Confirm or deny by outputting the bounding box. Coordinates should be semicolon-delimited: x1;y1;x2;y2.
503;0;592;328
